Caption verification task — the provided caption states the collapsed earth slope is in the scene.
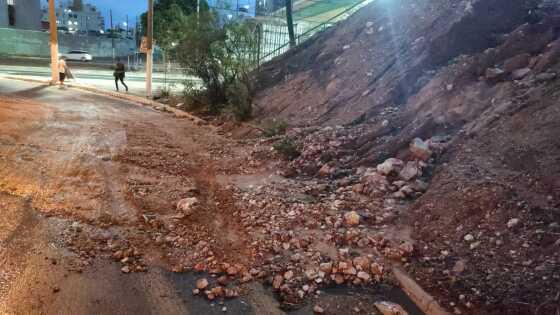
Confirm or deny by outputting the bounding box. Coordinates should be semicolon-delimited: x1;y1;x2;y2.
253;0;560;313
253;0;529;126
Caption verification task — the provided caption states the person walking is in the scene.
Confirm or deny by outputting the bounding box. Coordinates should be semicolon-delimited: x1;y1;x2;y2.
114;58;129;92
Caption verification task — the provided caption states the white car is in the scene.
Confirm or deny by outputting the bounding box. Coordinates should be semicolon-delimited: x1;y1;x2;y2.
60;50;93;62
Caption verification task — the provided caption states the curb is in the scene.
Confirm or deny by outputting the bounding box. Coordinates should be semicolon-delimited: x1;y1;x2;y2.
392;265;451;315
1;75;206;124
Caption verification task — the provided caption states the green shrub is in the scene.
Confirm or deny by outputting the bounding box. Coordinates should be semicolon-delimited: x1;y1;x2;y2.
175;12;259;117
226;79;252;121
273;138;300;160
263;120;288;137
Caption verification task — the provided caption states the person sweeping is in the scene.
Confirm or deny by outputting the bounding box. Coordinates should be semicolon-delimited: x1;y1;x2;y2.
58;56;68;86
114;58;129;92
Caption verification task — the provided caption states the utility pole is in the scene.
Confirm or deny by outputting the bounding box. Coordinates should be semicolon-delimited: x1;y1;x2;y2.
110;9;115;61
146;0;154;99
48;0;59;84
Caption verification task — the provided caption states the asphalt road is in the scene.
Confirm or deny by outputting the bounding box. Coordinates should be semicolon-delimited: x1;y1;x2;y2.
0;78;282;315
0;79;423;315
0;64;194;97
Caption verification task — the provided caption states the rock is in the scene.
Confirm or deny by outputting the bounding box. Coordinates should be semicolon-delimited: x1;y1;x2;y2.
319;262;333;273
334;273;345;284
343;266;357;275
121;266;131;273
241;274;253;284
470;241;481;250
377;158;404;175
344;211;361;226
512;68;531;80
211;286;224;297
284;270;294;280
535;72;557;82
272;275;284;289
413;179;429;192
177;197;199;215
313;305;325;314
507;218;520;228
206;292;216;300
226;266;238;276
503;53;530;73
192;288;200;295
409;138;432;161
399;161;421;181
217;275;229;285
318;164;331;177
225;288;239;298
370;262;384;276
357;271;371;281
353;256;371;270
398;242;414;255
485;67;506;82
399;185;415;197
392;191;406;199
464;234;474;242
196;278;209;290
453;259;466;274
375;301;409;315
222;306;227;312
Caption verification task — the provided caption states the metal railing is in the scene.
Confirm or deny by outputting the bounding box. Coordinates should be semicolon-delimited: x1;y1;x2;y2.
257;0;374;64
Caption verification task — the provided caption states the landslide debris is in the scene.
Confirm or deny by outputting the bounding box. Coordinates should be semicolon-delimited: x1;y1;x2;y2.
247;0;560;314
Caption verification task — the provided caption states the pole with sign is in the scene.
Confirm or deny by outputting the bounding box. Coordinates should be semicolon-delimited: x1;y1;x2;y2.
146;0;154;99
48;0;59;84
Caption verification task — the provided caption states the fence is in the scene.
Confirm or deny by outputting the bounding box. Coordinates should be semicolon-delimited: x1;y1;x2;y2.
257;0;374;64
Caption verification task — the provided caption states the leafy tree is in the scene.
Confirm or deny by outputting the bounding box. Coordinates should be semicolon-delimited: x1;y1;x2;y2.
175;11;260;120
141;0;208;51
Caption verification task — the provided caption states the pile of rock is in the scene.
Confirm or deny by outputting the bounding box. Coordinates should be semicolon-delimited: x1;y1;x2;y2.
353;137;446;200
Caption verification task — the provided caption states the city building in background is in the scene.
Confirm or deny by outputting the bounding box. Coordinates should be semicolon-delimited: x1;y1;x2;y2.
41;0;105;34
0;0;42;30
208;0;256;22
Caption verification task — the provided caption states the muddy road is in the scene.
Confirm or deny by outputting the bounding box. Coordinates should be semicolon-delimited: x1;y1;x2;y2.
0;79;265;314
0;79;422;314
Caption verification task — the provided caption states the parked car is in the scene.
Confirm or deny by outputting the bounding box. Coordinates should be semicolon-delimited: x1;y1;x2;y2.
60;50;93;62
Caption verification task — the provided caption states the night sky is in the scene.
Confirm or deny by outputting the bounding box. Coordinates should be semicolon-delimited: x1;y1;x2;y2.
41;0;147;27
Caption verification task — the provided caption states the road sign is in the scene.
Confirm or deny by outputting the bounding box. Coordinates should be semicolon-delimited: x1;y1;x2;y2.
140;36;149;53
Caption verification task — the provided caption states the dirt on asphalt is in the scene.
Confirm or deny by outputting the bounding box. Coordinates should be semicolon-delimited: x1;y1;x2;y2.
0;80;423;314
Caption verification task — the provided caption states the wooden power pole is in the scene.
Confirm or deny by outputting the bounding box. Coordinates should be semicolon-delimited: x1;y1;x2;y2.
146;0;154;99
48;0;59;84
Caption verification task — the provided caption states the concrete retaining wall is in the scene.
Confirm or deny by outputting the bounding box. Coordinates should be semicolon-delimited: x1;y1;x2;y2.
0;28;136;58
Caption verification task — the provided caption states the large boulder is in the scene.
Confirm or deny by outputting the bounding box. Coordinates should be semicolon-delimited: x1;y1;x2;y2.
409;138;432;161
177;197;199;215
377;158;404;175
399;161;421;181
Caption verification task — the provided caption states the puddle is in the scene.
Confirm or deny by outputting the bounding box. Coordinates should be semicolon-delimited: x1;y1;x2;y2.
166;271;425;315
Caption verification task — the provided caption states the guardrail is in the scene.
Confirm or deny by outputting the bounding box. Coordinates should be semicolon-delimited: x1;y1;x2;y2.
258;0;374;64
